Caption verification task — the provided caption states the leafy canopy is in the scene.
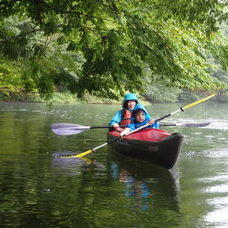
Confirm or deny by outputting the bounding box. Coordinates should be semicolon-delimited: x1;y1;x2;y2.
1;0;228;99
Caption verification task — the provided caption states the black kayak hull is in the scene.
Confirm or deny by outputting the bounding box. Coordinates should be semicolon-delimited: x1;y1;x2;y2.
107;130;184;169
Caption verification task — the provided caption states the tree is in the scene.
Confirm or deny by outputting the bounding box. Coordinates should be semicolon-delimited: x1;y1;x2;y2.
0;0;228;99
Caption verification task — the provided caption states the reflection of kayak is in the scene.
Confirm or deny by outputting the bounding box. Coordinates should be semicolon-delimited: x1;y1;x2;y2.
108;151;180;211
107;128;184;169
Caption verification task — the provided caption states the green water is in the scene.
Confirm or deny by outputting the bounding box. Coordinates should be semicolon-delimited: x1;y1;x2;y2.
0;101;228;227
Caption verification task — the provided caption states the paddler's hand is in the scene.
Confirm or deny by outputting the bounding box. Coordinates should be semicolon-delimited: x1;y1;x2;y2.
120;128;130;137
149;120;154;125
112;123;119;128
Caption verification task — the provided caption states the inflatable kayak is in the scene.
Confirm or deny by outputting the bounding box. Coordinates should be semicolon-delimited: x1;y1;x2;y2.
107;128;184;169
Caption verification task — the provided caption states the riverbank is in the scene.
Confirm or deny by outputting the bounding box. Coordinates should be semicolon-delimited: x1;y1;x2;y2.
0;91;151;106
1;90;226;105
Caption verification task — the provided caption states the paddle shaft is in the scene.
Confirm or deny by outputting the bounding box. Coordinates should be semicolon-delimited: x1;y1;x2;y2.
62;126;110;130
91;126;110;129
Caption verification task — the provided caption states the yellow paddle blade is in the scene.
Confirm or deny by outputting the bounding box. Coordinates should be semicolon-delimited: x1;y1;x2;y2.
183;94;216;110
60;149;93;158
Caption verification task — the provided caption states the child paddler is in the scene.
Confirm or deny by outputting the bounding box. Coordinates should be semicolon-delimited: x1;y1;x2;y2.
120;105;159;137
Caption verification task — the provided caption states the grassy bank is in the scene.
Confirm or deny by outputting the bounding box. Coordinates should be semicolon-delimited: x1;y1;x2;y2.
0;91;120;105
0;91;153;105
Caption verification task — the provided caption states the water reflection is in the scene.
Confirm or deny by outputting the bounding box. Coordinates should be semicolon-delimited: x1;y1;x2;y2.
111;165;151;211
51;150;181;214
51;152;93;176
51;151;107;177
204;197;228;228
108;152;180;212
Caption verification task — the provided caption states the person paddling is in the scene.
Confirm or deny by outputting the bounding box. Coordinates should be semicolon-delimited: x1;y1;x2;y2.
109;93;151;131
120;105;159;137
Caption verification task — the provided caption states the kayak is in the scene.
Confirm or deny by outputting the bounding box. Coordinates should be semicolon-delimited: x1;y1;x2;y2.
107;128;184;169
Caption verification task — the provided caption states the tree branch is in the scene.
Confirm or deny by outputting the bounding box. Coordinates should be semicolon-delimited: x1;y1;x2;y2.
43;2;116;23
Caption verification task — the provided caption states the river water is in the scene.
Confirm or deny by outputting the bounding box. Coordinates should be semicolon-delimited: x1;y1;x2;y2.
0;101;228;227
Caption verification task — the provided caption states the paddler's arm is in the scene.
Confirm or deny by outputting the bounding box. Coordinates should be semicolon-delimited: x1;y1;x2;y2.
109;110;122;127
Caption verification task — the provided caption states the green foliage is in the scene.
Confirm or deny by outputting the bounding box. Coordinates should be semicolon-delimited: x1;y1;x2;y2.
0;16;43;59
0;59;24;95
144;83;182;103
178;90;201;102
1;0;228;101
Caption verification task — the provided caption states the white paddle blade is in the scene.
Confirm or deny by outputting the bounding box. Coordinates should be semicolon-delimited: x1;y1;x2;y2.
51;123;90;135
51;128;85;136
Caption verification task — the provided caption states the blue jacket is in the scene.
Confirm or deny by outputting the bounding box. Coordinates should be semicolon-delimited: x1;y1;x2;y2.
109;103;151;126
126;104;159;130
127;119;160;131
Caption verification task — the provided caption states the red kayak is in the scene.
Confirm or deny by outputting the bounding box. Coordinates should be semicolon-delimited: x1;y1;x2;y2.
107;128;184;169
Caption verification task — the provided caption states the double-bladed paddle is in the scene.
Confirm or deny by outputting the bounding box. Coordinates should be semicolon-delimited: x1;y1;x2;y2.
58;93;215;158
51;122;211;136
